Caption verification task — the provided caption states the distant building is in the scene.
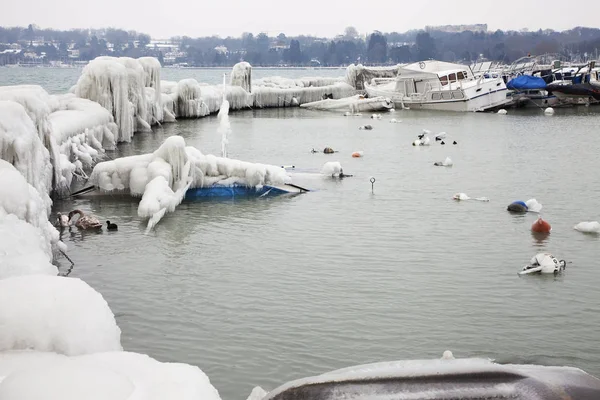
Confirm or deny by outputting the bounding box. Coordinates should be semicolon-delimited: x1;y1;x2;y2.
214;45;228;54
426;24;488;33
146;41;179;53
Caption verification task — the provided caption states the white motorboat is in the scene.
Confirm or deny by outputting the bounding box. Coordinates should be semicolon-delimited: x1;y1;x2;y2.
365;60;510;112
300;94;394;113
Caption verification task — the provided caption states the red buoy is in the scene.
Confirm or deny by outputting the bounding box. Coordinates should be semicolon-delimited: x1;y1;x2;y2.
531;217;552;233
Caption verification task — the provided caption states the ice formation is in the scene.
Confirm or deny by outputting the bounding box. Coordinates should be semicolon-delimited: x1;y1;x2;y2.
138;56;163;123
75;58;133;142
0;85;117;192
175;79;210;118
0;86;62;190
231;61;252;92
218;98;231;158
74;56;164;141
345;64;402;90
90;136;290;230
0;275;122;355
252;77;355;108
574;221;600;233
322;161;343;177
0;100;54;206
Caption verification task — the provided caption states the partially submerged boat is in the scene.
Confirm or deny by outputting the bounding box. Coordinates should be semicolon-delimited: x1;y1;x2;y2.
519;253;566;275
260;355;600;400
365;60;510;112
185;183;308;198
300;94;394;113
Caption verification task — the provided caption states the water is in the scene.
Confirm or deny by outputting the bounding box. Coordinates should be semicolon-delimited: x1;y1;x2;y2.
4;68;600;399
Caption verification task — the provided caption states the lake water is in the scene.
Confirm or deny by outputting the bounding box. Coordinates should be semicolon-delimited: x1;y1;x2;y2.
3;67;600;400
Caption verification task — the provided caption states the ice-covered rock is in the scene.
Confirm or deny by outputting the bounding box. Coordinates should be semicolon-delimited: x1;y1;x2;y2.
0;275;122;355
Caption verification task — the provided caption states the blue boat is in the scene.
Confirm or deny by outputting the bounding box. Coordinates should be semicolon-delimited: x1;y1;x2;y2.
184;183;309;199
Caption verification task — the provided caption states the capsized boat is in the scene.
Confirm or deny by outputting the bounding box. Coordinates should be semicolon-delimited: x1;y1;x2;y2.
365;60;510;112
300;94;394;112
260;354;600;399
69;182;309;199
185;183;308;198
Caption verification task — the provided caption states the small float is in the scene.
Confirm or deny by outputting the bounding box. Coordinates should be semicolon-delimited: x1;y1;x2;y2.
300;95;394;113
531;216;552;233
519;253;566;275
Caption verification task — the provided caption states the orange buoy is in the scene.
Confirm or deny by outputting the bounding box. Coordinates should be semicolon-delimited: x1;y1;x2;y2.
351;151;363;158
531;217;552;233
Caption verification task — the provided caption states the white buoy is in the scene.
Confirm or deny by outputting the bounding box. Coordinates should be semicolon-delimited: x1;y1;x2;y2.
544;107;555;115
574;221;600;233
442;350;454;360
498;109;508;115
453;193;470;200
390;118;398;123
389;108;395;112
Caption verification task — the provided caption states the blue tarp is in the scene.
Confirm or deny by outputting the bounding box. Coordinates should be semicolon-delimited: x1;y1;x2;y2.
506;75;547;90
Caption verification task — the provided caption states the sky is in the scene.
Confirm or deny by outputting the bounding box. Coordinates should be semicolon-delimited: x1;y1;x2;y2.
2;0;599;39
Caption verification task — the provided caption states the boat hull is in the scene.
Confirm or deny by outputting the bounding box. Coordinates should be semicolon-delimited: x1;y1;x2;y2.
366;83;509;112
184;184;305;199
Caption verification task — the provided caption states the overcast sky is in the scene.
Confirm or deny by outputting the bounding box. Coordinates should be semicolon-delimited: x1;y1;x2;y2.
2;0;599;38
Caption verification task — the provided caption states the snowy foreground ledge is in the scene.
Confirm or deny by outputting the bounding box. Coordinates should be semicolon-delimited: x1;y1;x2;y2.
0;276;222;400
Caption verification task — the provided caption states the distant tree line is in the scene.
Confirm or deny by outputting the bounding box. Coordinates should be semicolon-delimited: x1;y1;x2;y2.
1;24;600;67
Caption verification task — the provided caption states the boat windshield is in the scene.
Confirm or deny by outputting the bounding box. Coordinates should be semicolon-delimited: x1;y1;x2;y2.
439;71;469;86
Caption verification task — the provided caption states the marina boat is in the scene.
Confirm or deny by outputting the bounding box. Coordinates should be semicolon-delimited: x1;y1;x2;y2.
300;94;394;112
364;60;510;112
505;75;561;108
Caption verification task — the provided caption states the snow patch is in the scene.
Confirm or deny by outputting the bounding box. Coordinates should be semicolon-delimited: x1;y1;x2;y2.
0;275;122;355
